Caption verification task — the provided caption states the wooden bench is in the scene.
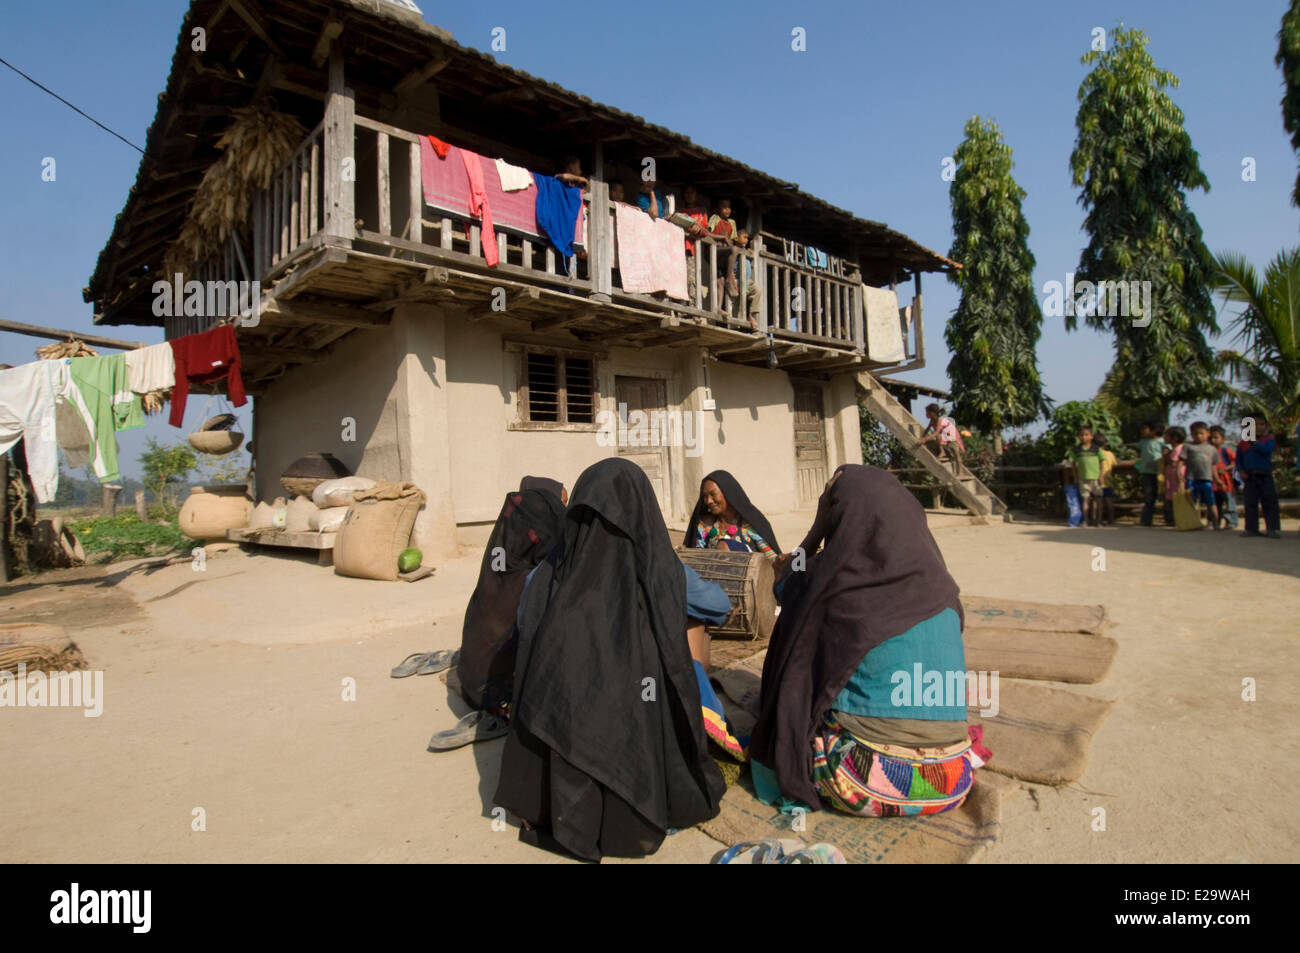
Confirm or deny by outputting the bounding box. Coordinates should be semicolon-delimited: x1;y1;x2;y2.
226;528;336;566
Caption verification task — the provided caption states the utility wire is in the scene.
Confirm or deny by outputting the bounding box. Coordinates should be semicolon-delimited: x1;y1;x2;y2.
0;53;145;154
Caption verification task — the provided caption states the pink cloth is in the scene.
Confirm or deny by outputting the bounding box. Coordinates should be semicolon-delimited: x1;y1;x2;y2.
419;138;583;255
461;149;498;266
614;203;688;300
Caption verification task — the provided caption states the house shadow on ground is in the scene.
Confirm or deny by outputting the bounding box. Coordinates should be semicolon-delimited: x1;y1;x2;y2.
1014;515;1300;580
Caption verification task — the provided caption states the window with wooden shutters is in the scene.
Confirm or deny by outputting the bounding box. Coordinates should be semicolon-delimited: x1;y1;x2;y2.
517;347;599;427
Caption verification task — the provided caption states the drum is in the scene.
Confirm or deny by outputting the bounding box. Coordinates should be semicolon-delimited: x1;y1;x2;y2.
676;547;776;641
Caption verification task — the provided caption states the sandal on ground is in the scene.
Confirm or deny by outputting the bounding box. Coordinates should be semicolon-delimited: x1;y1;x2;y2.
427;710;509;751
416;649;459;676
714;838;806;864
391;652;432;678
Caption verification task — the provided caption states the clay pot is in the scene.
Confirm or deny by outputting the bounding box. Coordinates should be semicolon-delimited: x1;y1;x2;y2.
179;486;253;541
280;451;351;498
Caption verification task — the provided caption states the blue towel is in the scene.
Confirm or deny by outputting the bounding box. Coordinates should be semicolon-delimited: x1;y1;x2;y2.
805;246;828;269
533;173;582;262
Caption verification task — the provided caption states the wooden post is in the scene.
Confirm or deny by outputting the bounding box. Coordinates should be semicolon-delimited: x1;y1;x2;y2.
754;236;767;332
324;39;355;241
0;454;10;583
377;131;391;236
913;271;925;366
102;484;123;517
408;139;422;243
588;178;612;296
135;490;148;522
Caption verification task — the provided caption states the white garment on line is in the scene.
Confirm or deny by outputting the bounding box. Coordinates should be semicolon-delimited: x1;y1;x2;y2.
0;360;96;503
124;341;175;394
495;158;534;192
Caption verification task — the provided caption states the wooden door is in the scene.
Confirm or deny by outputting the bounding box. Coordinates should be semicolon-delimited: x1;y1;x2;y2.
615;376;672;515
792;381;828;506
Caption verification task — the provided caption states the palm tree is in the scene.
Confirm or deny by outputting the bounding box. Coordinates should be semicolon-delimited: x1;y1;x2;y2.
1209;249;1300;433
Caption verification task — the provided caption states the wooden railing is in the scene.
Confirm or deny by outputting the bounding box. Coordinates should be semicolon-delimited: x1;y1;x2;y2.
247;112;892;356
163;233;253;340
760;250;862;347
252;120;324;279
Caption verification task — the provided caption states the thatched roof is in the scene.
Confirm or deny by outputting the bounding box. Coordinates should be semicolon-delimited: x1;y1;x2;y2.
86;0;957;326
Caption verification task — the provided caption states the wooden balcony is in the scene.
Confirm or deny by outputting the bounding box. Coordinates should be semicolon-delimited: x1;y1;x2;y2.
200;110;924;382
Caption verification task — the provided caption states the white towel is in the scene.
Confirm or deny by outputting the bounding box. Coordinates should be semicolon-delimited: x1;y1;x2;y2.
863;285;906;363
0;360;95;503
495;158;534;192
124;341;175;393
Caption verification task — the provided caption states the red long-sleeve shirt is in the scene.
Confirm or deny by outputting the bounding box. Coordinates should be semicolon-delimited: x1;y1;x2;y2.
168;324;247;427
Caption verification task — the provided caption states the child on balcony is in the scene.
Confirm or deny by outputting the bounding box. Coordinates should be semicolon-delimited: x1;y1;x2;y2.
726;230;761;330
708;198;742;298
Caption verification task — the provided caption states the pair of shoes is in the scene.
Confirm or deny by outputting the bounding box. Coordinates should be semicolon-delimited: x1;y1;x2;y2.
427;710;509;751
391;649;459;678
1239;531;1262;538
1267;529;1283;539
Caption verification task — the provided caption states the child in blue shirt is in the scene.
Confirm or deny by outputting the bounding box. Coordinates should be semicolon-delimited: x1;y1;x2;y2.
1236;414;1281;538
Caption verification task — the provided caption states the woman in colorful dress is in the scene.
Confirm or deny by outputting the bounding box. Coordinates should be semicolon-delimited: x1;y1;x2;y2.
683;470;780;560
749;464;990;818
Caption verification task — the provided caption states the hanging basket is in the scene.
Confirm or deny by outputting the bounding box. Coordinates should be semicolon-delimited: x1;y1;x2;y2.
188;404;244;456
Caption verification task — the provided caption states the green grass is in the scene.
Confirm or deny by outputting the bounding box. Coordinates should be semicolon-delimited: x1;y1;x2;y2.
68;513;192;561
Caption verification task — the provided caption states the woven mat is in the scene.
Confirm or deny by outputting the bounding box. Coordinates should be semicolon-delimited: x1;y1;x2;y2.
962;595;1108;634
973;679;1113;785
964;627;1118;684
697;768;1010;864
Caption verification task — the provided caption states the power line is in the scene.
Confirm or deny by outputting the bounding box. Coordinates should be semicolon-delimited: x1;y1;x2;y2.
0;54;145;154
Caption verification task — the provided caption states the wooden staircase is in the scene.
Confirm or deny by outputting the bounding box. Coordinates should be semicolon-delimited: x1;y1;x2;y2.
856;372;1007;520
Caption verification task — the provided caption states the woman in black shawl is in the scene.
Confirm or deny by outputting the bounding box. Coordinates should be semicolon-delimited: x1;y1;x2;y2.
686;468;774;556
683;470;780;559
494;458;725;861
450;476;566;723
750;464;990;818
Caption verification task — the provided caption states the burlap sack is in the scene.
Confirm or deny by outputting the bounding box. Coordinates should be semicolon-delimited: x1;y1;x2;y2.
285;496;319;533
333;482;426;580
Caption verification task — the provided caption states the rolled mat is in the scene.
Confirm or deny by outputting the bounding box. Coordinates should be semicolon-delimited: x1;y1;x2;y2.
971;680;1113;785
963;627;1118;684
697;769;1011;864
962;595;1108;634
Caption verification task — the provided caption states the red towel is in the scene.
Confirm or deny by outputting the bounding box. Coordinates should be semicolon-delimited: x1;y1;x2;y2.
461;149;498;266
168;324;247;427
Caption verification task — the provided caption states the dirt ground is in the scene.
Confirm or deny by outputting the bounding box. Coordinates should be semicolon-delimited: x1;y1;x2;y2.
2;510;1297;864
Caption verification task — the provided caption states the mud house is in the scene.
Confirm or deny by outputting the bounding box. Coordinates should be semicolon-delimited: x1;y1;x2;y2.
86;0;958;558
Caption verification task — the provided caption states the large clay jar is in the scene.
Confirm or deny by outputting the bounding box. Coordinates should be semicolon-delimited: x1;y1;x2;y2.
280;451;351;498
179;485;253;541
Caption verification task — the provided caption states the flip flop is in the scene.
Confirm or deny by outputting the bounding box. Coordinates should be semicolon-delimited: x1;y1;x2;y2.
427;710;509;751
714;838;806;864
416;649;459;676
391;652;431;678
779;843;846;864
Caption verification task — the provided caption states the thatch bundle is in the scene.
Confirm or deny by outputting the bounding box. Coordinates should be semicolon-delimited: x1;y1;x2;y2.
141;389;171;415
36;339;98;359
163;106;308;276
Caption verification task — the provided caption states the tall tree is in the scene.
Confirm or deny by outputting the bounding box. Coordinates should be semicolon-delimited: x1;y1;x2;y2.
1069;26;1218;413
946;116;1050;454
1277;0;1300;206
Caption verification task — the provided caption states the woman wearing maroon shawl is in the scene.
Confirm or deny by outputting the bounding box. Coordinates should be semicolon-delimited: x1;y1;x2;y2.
750;465;991;817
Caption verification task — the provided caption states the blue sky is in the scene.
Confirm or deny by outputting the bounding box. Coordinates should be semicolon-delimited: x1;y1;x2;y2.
2;0;1296;476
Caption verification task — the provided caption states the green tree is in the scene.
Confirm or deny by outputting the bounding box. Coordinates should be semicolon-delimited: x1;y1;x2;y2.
1278;1;1300;207
1209;248;1300;436
138;439;198;515
1043;400;1124;463
1069;26;1218;412
946;116;1050;454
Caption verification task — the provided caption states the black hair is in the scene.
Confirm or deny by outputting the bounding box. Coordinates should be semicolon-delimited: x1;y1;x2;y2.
1209;424;1226;435
1190;420;1208;431
1166;425;1186;443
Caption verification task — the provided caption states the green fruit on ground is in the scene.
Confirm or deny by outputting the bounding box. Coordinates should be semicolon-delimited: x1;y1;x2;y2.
397;547;422;573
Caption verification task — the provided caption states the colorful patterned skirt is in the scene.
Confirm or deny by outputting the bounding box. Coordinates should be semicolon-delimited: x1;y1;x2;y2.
812;719;986;817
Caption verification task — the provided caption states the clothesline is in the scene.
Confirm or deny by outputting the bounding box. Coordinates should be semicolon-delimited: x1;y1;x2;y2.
0;324;247;504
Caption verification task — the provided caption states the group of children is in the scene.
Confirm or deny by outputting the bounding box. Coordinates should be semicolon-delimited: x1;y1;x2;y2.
1067;414;1286;536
